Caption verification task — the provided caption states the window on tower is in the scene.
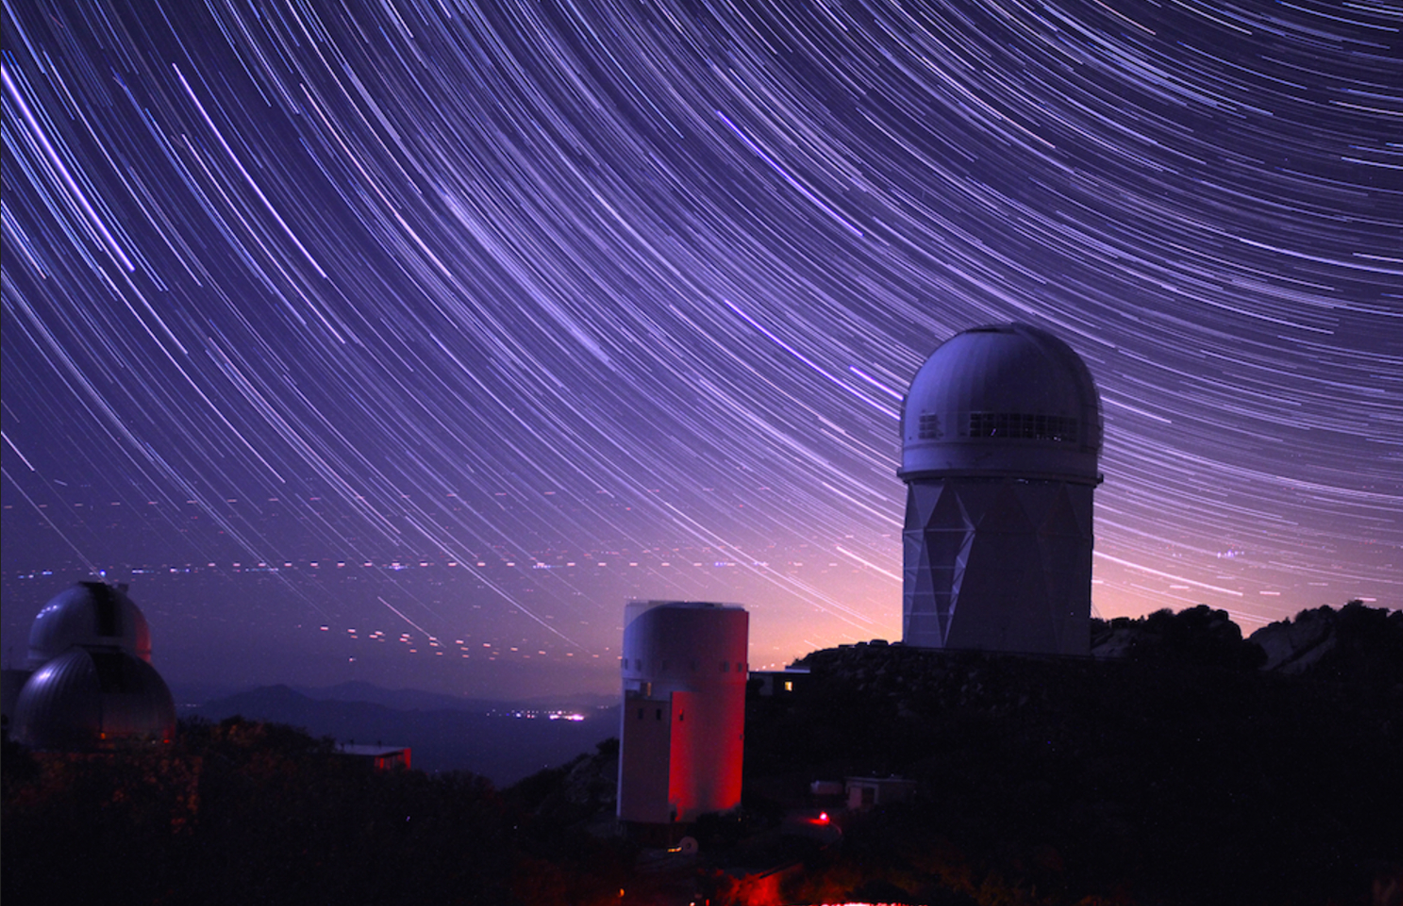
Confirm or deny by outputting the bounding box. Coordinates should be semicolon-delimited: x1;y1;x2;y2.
966;412;1078;442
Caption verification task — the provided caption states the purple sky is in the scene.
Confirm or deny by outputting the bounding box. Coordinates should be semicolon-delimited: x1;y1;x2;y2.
3;0;1398;699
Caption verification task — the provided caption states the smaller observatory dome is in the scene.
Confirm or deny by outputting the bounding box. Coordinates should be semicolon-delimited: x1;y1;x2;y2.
13;647;176;749
27;582;152;669
900;323;1102;484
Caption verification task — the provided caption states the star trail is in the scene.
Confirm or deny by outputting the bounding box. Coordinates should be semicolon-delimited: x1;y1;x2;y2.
2;0;1399;696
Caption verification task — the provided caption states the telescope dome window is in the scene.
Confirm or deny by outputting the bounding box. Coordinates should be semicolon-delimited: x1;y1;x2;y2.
918;414;943;439
967;412;1078;443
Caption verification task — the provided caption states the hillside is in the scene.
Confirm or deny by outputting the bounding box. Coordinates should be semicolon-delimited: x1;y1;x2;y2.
734;604;1402;905
4;603;1399;905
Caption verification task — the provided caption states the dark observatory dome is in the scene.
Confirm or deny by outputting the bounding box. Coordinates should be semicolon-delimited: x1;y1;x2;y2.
27;582;152;669
900;323;1102;484
13;647;176;749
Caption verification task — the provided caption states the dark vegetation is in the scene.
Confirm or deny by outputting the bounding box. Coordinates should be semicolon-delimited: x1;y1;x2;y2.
4;603;1399;905
744;603;1402;905
1;718;628;906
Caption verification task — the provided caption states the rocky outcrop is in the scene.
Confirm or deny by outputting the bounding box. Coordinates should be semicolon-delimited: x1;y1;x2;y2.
1250;602;1403;686
1249;607;1339;674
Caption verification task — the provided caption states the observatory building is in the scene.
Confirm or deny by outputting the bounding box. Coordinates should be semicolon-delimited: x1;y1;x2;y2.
617;601;748;827
8;582;176;749
899;324;1103;656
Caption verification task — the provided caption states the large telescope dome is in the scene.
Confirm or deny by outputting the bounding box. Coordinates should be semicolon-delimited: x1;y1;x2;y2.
900;323;1102;485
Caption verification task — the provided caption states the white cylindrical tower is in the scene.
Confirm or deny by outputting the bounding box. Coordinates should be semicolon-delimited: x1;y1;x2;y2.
900;324;1103;656
617;601;748;825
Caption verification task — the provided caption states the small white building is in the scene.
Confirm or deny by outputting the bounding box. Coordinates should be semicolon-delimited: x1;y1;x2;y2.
846;776;917;810
749;667;810;697
617;601;748;826
337;743;411;771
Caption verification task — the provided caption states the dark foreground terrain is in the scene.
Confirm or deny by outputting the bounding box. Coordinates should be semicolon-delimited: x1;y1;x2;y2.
735;604;1402;906
4;603;1400;905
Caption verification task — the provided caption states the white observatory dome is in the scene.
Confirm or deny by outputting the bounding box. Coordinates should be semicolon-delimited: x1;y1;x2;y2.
900;323;1102;484
27;582;153;669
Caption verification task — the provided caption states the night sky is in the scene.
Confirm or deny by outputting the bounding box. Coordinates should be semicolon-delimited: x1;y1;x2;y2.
3;0;1398;699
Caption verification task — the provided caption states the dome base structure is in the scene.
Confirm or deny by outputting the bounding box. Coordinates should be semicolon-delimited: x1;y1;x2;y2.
903;477;1093;656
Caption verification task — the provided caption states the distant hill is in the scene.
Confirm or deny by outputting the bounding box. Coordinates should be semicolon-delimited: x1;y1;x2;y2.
289;680;511;713
196;684;618;784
